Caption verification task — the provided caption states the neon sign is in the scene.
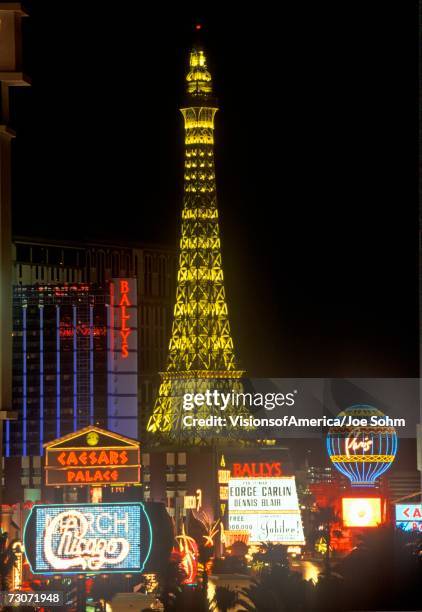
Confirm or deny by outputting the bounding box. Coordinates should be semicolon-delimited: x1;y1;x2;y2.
118;280;132;358
59;322;107;338
44;426;141;487
327;405;398;487
342;498;382;527
175;525;198;585
23;503;152;575
395;504;422;532
232;462;282;478
107;279;138;438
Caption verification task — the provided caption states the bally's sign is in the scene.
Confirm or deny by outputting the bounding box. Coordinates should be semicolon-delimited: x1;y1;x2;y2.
23;503;152;575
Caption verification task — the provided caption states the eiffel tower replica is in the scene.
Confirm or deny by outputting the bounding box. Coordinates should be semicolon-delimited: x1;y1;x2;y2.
147;38;251;445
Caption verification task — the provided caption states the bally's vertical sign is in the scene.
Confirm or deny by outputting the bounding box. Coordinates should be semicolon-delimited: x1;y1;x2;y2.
23;503;152;574
108;279;138;438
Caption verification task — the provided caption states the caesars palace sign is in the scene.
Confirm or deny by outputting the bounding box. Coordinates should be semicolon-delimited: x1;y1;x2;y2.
44;426;140;486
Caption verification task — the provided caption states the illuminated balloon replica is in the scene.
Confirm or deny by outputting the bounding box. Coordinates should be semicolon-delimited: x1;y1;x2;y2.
326;405;397;487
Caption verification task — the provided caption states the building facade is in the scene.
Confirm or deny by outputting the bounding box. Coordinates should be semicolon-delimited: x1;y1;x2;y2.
0;5;30;506
2;237;177;502
12;236;177;436
9;283;109;458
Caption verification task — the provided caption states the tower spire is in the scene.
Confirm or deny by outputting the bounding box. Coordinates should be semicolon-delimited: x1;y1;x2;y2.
147;41;251;444
186;40;213;98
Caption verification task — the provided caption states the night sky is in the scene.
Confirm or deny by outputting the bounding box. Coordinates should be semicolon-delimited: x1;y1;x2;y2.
10;2;418;379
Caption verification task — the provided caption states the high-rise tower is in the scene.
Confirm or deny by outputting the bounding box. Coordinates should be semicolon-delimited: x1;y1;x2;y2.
147;40;250;444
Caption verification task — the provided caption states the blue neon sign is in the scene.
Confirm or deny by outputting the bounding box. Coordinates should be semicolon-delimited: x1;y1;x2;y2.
23;503;152;575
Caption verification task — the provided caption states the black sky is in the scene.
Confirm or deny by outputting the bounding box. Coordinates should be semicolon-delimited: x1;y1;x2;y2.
9;2;418;378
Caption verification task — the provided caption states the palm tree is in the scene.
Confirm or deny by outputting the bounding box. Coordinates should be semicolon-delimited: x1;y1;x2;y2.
0;532;19;591
238;565;314;612
252;542;289;572
311;506;341;577
210;585;239;612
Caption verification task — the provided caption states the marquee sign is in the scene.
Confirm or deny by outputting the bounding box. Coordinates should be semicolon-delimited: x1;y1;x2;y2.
23;503;152;575
228;477;305;544
395;504;422;532
44;426;140;486
107;278;138;438
342;498;382;527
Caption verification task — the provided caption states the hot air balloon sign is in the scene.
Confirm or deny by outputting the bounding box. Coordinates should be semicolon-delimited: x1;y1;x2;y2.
326;405;398;487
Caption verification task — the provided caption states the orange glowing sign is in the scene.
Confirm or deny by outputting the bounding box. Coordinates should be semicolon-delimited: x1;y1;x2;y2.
119;280;132;358
44;426;140;487
232;462;282;478
59;323;107;338
342;497;382;527
218;469;231;484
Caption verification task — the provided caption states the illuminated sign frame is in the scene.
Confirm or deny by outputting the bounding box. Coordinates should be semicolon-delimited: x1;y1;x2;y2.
342;497;382;527
228;476;305;545
23;502;152;575
110;279;135;360
44;426;141;487
327;405;398;487
107;278;138;438
395;503;422;532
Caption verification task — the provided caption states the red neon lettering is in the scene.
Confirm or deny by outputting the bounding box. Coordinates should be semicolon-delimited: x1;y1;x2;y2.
232;463;242;477
118;280;132;358
120;280;129;294
231;462;282;478
120;293;131;306
120;330;131;343
121;307;130;329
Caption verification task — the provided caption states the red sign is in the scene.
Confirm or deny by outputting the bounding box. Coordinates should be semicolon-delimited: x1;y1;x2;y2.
119;280;132;358
59;323;107;338
232;462;282;478
44;427;141;487
51;449;131;468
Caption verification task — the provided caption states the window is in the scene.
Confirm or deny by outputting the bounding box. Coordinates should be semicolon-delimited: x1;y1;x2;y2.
112;253;120;277
16;244;30;261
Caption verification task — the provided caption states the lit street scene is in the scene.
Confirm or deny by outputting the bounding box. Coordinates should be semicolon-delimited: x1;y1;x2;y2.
0;3;420;611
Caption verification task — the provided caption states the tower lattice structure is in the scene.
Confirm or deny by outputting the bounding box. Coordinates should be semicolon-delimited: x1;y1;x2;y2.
147;43;250;444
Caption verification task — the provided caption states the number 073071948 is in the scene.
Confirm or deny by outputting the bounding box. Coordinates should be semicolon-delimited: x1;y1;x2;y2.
0;591;64;607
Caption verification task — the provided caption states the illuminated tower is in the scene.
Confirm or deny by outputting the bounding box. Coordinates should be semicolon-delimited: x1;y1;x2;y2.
147;40;250;444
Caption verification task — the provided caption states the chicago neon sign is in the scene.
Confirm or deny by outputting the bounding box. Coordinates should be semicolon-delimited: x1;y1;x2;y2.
44;510;130;571
24;503;152;575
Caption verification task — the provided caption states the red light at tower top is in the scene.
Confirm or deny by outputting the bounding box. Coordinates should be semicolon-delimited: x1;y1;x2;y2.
195;24;202;31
